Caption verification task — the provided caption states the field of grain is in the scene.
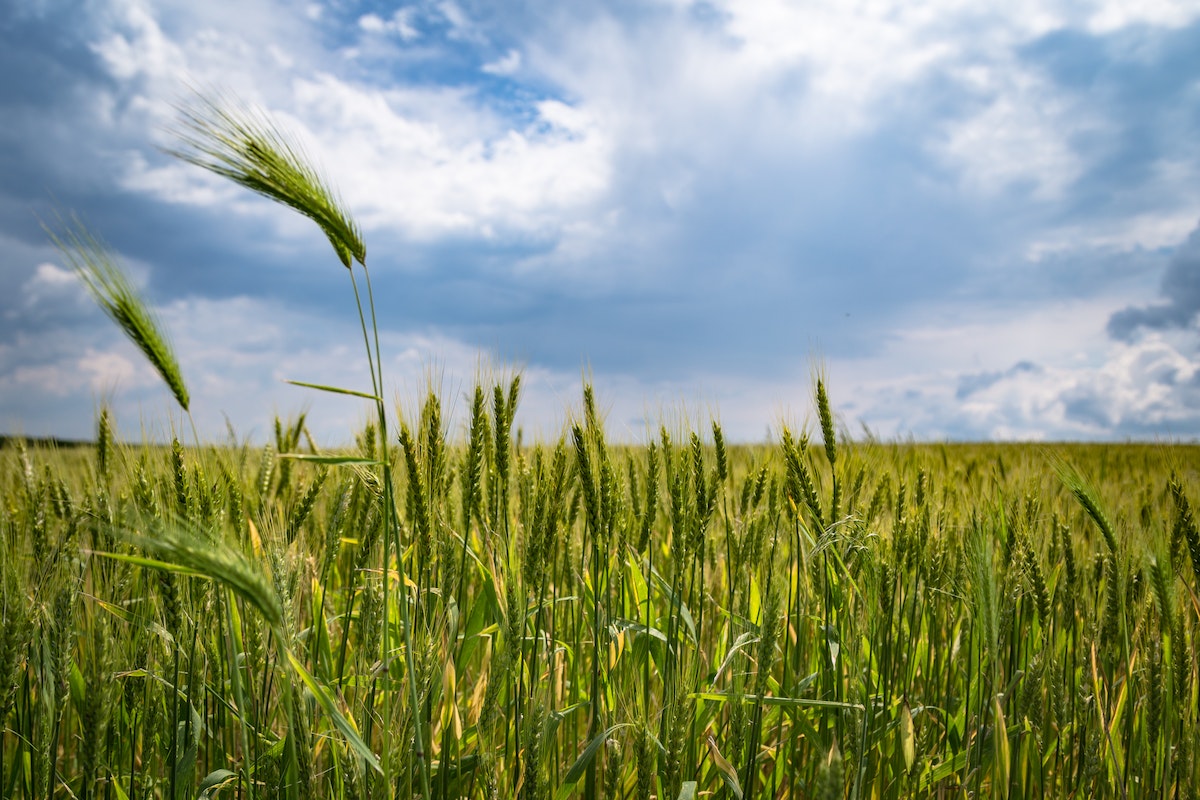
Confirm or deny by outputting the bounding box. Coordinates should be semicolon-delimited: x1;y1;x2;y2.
4;95;1197;800
2;399;1198;800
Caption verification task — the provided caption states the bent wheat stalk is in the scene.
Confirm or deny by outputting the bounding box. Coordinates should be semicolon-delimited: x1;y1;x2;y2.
168;92;430;799
48;216;190;412
168;96;365;269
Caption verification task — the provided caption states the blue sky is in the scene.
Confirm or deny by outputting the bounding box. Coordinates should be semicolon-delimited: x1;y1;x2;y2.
3;0;1200;443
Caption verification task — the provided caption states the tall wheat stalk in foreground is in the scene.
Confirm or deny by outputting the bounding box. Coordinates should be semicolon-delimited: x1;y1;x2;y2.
168;94;432;799
45;95;429;798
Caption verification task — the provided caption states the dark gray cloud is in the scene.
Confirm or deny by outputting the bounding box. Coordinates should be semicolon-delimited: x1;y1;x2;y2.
1061;390;1113;431
1021;21;1200;218
1108;223;1200;340
956;361;1040;400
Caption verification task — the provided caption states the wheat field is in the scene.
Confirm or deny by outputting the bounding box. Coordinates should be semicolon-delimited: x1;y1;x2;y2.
2;400;1198;799
2;94;1198;800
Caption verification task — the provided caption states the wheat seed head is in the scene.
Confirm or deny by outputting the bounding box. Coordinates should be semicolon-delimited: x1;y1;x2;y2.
168;93;366;269
47;216;190;412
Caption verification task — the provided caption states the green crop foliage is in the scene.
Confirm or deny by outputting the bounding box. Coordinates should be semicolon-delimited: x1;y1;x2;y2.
3;408;1197;799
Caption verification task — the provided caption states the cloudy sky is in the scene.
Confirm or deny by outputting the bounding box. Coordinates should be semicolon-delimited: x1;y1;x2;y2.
3;0;1200;444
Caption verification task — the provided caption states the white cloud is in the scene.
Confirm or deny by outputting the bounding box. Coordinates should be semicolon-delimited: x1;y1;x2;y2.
0;341;155;401
119;68;612;245
437;1;480;42
79;349;142;391
820;295;1200;440
145;294;508;442
533;0;1196;208
89;0;186;82
119;150;244;206
20;263;82;309
952;333;1200;438
359;13;384;32
708;0;959;104
0;283;824;444
359;9;420;41
87;0;327;128
482;49;521;76
692;0;1200;100
576;0;1053;150
1026;208;1200;260
7;364;82;398
1026;159;1200;257
13;261;106;324
284;75;612;239
1086;0;1200;33
90;0;1200;258
937;65;1097;200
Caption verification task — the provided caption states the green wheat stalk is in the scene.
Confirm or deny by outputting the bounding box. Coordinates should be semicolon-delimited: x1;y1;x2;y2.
47;217;190;412
168;91;429;800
